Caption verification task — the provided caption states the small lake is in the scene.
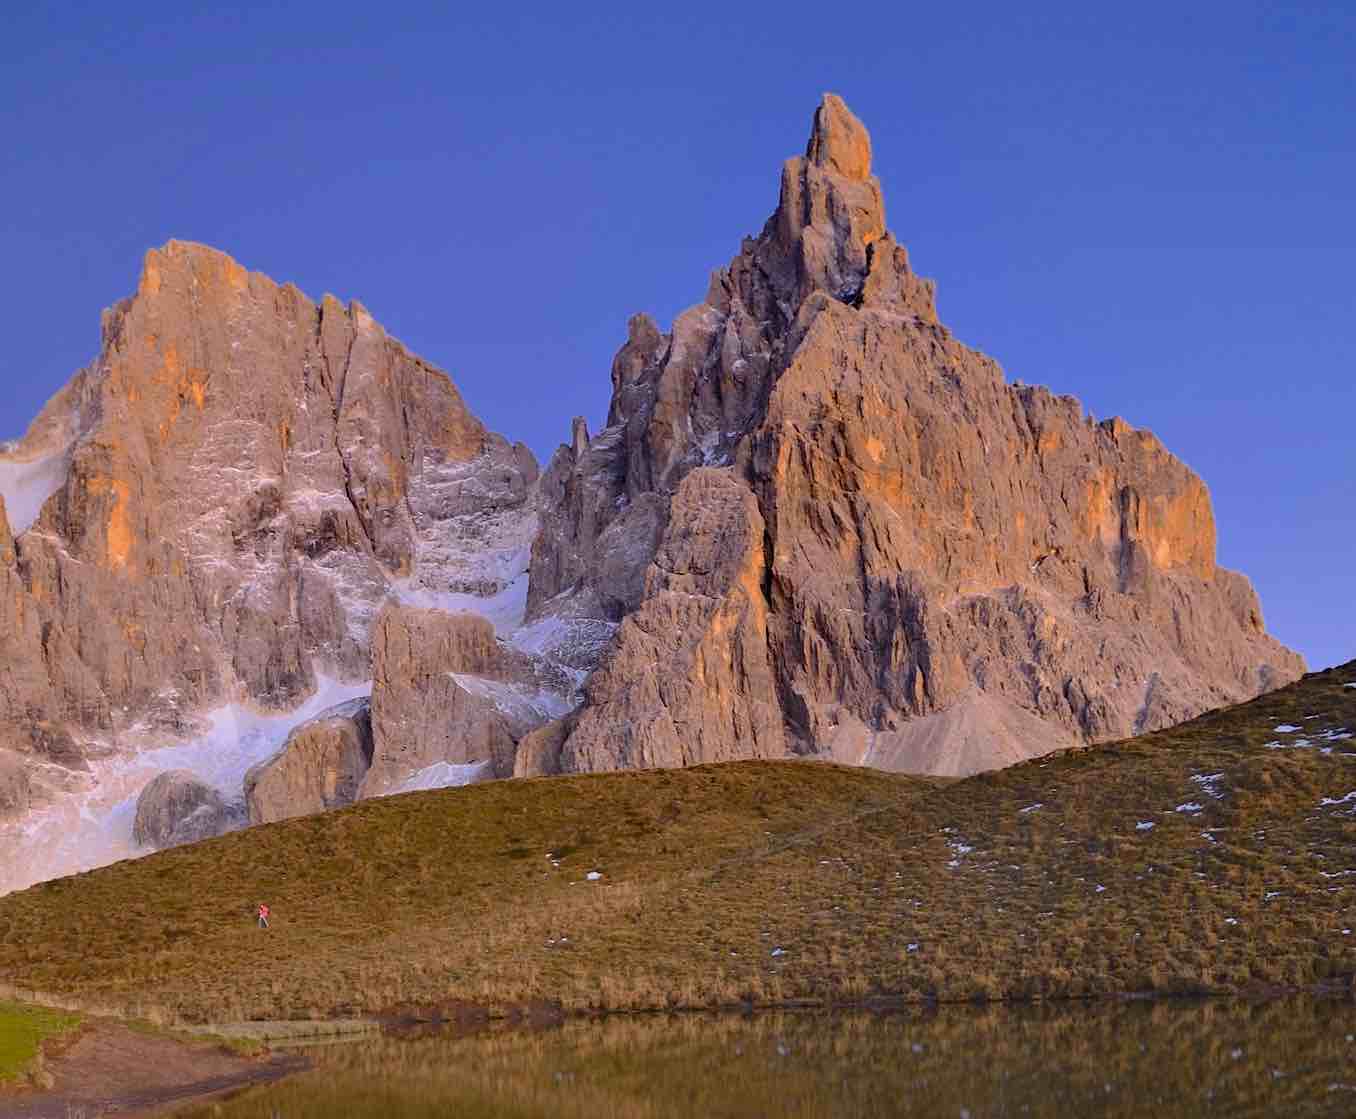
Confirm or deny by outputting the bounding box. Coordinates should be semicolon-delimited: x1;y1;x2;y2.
178;997;1356;1118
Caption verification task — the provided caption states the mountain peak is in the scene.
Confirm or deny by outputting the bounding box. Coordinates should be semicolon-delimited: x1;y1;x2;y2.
136;239;254;303
805;93;873;181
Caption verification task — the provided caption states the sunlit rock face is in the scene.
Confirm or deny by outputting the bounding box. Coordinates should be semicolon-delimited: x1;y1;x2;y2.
1;240;537;760
527;93;1304;777
0;242;549;890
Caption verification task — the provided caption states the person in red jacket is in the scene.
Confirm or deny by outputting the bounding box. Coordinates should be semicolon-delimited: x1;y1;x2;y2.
257;902;270;929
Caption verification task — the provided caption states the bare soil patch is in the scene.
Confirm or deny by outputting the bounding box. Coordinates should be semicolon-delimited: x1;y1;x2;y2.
0;1021;303;1117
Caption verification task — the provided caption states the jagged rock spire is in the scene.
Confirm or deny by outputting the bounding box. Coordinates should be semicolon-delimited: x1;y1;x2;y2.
526;94;1304;780
806;93;873;181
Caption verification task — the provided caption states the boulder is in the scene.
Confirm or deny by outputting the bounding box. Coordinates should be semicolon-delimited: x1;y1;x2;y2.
133;770;232;849
244;698;374;825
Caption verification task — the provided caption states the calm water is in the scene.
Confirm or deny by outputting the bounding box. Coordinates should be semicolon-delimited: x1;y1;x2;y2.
180;998;1356;1118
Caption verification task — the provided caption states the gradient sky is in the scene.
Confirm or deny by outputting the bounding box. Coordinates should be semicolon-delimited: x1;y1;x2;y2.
3;2;1351;671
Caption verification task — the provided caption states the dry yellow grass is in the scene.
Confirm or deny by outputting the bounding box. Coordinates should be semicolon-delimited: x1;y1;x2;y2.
0;662;1353;1024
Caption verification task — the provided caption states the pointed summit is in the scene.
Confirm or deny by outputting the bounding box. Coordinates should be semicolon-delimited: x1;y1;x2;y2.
528;94;1303;782
805;93;873;181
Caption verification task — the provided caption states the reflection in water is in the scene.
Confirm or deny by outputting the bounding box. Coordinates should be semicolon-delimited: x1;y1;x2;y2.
180;998;1356;1118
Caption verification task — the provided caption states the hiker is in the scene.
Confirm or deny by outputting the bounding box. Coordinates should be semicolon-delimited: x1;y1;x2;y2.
257;902;270;929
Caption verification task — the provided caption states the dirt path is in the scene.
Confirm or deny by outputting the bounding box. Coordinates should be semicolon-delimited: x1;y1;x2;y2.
0;1021;306;1117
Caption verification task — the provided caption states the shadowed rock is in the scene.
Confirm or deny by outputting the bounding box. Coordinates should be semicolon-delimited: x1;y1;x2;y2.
0;752;30;819
133;770;232;849
362;604;575;796
244;698;374;825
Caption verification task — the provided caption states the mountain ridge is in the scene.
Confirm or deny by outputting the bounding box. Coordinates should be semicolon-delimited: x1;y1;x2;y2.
523;93;1303;777
0;93;1306;892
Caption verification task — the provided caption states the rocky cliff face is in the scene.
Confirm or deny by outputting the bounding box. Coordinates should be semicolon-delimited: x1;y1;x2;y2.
0;95;1307;893
362;604;574;795
527;94;1304;776
0;241;541;809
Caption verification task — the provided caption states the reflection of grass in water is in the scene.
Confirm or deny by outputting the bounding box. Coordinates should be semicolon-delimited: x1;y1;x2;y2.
0;663;1354;1023
177;1000;1356;1118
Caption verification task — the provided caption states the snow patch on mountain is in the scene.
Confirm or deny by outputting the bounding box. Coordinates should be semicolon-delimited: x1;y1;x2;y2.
0;675;370;895
394;571;529;636
450;673;576;724
0;449;68;535
387;760;495;795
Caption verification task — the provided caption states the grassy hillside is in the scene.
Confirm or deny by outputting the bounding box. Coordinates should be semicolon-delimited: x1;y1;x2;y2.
0;663;1353;1024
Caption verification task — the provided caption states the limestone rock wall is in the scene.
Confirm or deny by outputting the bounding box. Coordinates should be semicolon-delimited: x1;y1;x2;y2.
530;94;1304;777
363;604;574;795
0;242;537;787
0;93;1309;850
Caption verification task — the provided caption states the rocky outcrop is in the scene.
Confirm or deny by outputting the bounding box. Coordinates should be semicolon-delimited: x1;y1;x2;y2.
133;770;232;849
528;94;1304;776
556;468;785;771
362;604;574;795
0;240;536;787
244;698;373;824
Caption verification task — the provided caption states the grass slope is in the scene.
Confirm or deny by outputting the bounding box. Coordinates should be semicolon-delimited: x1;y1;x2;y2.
0;663;1353;1024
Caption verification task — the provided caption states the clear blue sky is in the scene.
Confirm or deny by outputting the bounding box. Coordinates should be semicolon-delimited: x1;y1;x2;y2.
3;2;1351;671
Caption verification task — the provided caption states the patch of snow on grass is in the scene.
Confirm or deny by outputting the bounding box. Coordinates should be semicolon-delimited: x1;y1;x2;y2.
1175;802;1203;814
945;837;974;869
1274;724;1302;733
1019;803;1044;814
1191;773;1226;799
1320;791;1356;808
1265;738;1315;751
1136;821;1155;831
